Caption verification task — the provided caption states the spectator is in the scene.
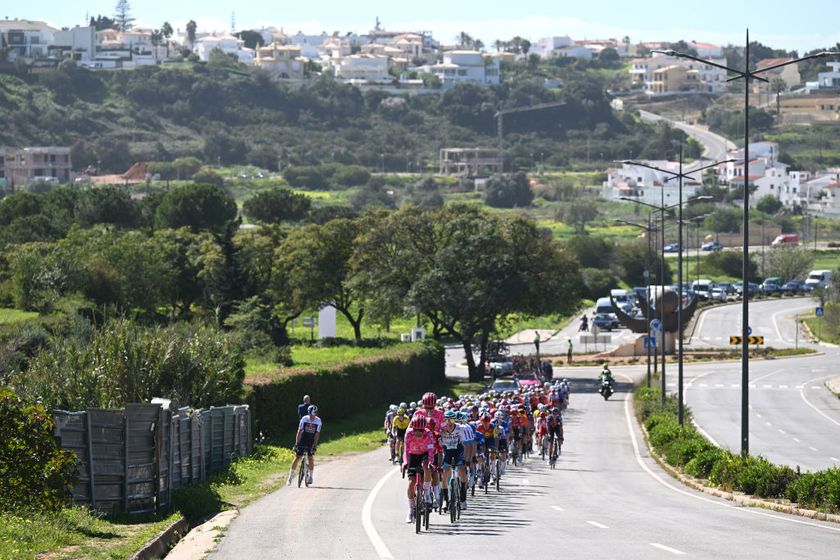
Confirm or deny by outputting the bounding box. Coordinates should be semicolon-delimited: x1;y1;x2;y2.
298;395;311;419
567;339;573;364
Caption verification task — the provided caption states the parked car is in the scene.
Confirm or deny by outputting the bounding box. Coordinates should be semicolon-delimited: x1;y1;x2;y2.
734;281;760;297
780;280;808;295
805;269;833;290
663;243;681;253
701;241;724;251
717;282;737;297
691;279;715;300
760;278;783;295
592;312;620;331
513;371;541;389
488;356;514;378
709;287;728;302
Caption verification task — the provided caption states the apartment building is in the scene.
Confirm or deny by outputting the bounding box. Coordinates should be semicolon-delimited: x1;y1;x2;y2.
255;43;305;79
630;53;727;95
601;160;703;205
333;54;389;82
0;19;56;60
2;147;72;188
417;51;500;89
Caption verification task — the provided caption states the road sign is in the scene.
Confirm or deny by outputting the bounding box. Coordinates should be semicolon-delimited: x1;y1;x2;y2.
644;335;657;349
816;306;825;317
730;336;764;345
747;326;752;335
302;317;315;328
651;319;662;331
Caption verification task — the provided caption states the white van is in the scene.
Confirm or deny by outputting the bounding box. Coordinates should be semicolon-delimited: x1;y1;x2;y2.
805;269;833;289
691;279;715;300
595;297;613;315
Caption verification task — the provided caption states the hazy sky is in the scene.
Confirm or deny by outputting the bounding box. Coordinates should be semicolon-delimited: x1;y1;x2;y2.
6;0;839;54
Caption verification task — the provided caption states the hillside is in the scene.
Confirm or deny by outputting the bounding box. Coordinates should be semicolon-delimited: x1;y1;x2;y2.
0;60;700;174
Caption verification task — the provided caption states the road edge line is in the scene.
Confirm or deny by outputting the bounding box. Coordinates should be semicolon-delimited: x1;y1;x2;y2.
361;466;399;559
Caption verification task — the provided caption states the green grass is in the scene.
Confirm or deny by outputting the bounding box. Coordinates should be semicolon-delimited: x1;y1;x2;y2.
0;508;180;560
0;308;39;324
803;315;837;345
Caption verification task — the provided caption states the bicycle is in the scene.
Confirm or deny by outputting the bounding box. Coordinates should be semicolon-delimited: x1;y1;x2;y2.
406;466;430;534
446;468;461;523
540;434;550;461
549;435;559;469
494;455;502;491
394;437;405;467
482;454;492;494
297;453;312;487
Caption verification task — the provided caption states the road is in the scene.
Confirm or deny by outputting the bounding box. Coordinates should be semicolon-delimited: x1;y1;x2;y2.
211;369;840;560
683;296;840;471
639;110;736;163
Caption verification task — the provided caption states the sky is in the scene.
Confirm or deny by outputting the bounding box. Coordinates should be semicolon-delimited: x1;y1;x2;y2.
5;0;839;55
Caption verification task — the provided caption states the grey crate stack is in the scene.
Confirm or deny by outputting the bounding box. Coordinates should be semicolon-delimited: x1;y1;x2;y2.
54;403;251;514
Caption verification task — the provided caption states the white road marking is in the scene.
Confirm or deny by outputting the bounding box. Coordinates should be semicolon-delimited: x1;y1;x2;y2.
810;446;819;452
756;413;762;418
650;543;687;555
621;377;840;534
779;385;789;389
766;422;773;427
587;521;609;529
699;383;708;388
361;466;398;559
731;384;740;388
794;438;801;443
778;429;786;434
521;478;530;485
763;384;773;388
748;405;753;410
797;385;805;389
715;384;725;388
831;457;840;462
812;386;821;390
552;505;565;512
800;375;840;429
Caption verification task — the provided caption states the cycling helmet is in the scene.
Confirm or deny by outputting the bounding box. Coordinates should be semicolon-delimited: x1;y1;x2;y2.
308;404;318;415
399;402;407;409
551;407;560;413
444;409;457;419
410;415;427;430
409;401;417;409
456;411;468;421
422;392;437;408
481;412;492;421
494;411;503;419
389;404;398;412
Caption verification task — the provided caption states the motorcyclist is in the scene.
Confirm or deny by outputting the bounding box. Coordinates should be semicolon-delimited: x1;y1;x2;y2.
579;314;589;331
599;364;614;388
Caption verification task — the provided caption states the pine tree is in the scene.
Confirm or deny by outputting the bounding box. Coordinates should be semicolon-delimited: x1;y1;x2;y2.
114;0;135;32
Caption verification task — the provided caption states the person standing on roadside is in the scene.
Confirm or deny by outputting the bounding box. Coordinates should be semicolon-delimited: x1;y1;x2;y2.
567;339;573;364
298;395;311;419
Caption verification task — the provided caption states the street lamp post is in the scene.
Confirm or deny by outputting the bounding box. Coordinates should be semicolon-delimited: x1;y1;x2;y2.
656;36;839;454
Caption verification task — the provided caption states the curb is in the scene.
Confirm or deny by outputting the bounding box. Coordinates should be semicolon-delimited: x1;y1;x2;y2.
128;516;190;560
633;401;840;525
826;377;840;397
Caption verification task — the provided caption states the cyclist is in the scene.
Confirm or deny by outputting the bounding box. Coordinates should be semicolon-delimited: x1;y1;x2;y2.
496;409;511;474
415;392;445;507
439;410;470;510
547;407;564;458
535;409;549;456
385;404;398;463
403;415;435;523
392;407;410;464
474;412;498;487
287;404;321;486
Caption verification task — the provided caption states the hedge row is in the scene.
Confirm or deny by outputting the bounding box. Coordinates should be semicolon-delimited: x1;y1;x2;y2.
247;341;445;439
635;385;840;513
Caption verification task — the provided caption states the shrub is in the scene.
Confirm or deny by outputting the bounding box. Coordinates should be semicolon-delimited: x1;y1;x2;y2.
786;469;840;511
248;342;444;438
0;388;77;513
663;435;713;468
709;453;745;491
685;446;728;479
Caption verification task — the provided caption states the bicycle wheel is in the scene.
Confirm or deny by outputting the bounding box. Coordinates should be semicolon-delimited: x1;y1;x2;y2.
414;480;422;534
424;494;430;530
495;459;501;491
297;460;305;488
449;477;457;524
304;462;311;487
455;478;462;520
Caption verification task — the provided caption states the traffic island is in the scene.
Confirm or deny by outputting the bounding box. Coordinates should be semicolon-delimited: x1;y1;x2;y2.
827;377;840;398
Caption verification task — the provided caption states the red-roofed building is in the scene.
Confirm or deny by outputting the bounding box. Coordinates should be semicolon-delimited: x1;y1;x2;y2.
753;58;801;93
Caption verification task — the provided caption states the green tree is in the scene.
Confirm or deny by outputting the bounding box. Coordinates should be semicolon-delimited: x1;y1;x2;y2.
235;30;265;50
243;188;311;223
155;183;238;233
172;156;202;180
114;0;135;31
763;245;814;282
275;218;367;341
756;194;783;215
74;186;139;228
557;201;599;234
186;20;197;48
567;235;613;268
705;207;742;234
484;172;534;208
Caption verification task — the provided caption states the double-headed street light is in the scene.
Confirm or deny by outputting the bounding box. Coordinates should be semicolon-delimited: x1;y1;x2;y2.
655;36;839;454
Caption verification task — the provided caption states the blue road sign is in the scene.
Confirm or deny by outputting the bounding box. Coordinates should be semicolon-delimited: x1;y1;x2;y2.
644;335;657;349
816;306;825;317
747;326;752;335
651;319;662;331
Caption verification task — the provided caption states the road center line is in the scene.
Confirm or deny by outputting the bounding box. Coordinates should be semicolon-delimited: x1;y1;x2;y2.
361;466;398;560
793;438;801;443
621;375;840;534
650;543;686;555
587;520;608;529
831;457;840;462
551;505;565;512
810;446;819;452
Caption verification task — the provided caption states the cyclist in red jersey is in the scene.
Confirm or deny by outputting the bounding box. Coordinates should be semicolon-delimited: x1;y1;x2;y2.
415;391;445;506
403;415;435;523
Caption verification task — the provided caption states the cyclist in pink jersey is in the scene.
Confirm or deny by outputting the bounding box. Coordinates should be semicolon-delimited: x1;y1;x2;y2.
416;391;445;506
403;415;435;523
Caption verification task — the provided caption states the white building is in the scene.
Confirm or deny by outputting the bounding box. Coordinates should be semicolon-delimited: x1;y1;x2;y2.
0;19;56;60
716;142;796;208
601;161;703;205
194;35;254;64
255;43;304;79
417;51;500;89
289;31;328;58
688;41;722;59
817;62;840;90
334;54;389;82
630;53;728;95
532;36;573;57
52;26;96;62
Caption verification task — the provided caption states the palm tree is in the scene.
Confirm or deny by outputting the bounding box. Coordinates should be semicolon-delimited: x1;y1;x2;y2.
161;21;173;58
457;32;473;49
151;29;162;62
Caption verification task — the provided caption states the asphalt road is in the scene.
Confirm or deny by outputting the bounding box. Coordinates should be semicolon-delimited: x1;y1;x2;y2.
684;297;840;471
639;110;736;163
211;369;840;560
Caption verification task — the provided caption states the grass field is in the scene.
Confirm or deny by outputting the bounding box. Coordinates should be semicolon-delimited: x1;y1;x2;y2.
0;308;39;324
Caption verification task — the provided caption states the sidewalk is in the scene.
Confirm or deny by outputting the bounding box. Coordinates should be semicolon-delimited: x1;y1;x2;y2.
504;328;559;345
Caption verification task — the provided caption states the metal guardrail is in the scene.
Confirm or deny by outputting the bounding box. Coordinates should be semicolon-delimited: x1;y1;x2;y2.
53;404;251;514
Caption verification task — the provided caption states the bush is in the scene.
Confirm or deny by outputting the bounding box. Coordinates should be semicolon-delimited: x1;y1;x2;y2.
785;468;840;511
248;342;444;438
12;319;245;410
0;388;77;513
685;446;727;479
484;173;534;208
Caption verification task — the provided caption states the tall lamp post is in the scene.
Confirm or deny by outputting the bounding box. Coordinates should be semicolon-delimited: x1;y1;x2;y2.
656;36;839;453
616;216;660;388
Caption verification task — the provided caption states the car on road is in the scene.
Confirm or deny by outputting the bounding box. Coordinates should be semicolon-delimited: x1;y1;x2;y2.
780;279;808;295
592;312;620;331
663;243;681;253
488;356;513;377
490;377;521;394
771;233;799;246
701;241;724;251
